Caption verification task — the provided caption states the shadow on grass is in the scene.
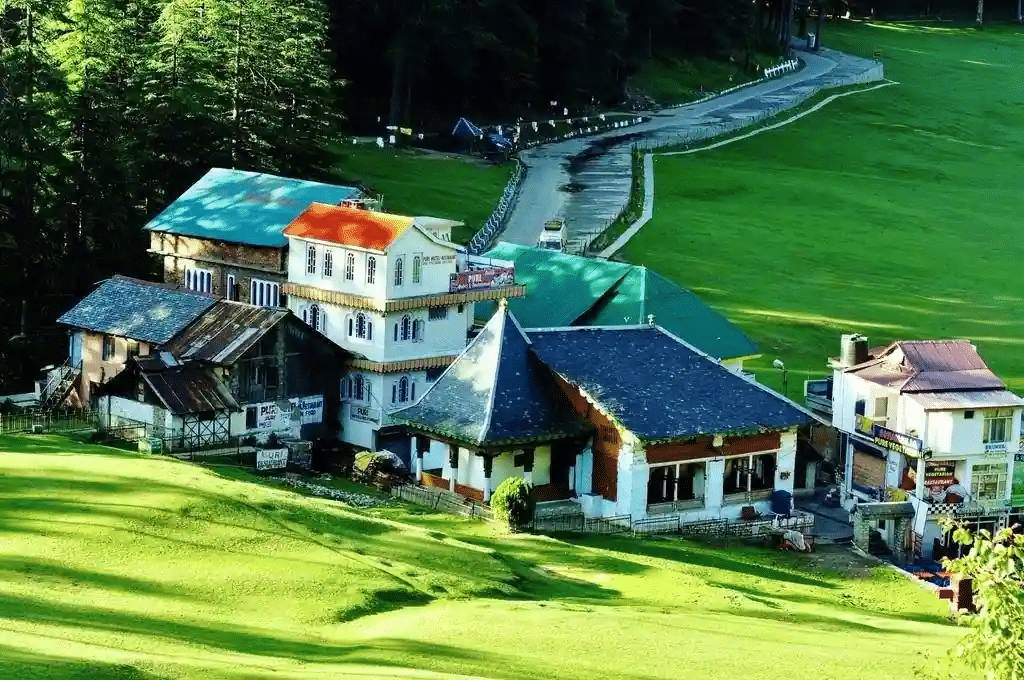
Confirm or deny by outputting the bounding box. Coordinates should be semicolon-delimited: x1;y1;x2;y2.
708;579;955;627
0;556;195;601
567;535;838;589
0;644;158;680
710;605;920;636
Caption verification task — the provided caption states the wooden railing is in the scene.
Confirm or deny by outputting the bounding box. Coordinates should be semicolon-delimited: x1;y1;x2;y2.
421;471;450;491
454;483;485;503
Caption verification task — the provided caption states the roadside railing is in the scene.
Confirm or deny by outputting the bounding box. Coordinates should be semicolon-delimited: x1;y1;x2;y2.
0;408;98;435
467;158;526;255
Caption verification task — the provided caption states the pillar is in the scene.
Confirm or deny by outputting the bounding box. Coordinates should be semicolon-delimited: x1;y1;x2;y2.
482;454;495;503
448;443;459;485
521;447;535;486
414;435;429;482
915;456;927;501
705;458;726;511
576;438;594;496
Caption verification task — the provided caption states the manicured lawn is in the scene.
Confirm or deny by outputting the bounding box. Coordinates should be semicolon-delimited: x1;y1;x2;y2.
623;21;1024;393
330;146;513;244
0;435;973;679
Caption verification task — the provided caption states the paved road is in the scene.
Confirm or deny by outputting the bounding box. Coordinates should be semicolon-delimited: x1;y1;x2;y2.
500;46;883;247
797;488;854;542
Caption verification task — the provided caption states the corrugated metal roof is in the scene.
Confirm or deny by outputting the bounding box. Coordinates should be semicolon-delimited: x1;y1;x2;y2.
144;169;361;248
481;243;756;360
907;390;1024;411
138;361;239;415
163;301;288;366
848;339;1005;393
283;203;414;251
57;276;216;345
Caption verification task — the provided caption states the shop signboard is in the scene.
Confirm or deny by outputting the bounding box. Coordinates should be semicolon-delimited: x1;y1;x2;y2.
924;460;956;493
256;448;289;471
299;395;324;425
871;424;923;457
1011;453;1024;508
449;266;515;293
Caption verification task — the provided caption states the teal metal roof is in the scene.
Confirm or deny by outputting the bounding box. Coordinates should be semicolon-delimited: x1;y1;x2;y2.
480;243;757;360
144;168;361;248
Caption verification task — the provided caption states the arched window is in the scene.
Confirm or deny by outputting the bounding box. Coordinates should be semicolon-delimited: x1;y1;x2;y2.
306;245;317;274
354;312;371;340
353;375;365;401
345;252;355;281
323;250;333;277
307;304;321;331
394;257;404;286
366;256;376;284
398;377;410;403
412;319;424;342
400;315;412;341
412;255;422;284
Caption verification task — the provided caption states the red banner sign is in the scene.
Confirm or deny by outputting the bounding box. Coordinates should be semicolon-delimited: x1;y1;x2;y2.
449;266;515;293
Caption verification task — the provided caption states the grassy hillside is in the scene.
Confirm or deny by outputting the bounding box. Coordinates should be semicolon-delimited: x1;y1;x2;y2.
630;50;780;106
623;22;1024;393
331;146;512;244
0;435;972;679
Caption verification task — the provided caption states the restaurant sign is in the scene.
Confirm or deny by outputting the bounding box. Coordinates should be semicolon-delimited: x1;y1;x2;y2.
924;460;956;492
350;404;381;424
871;424;923;457
1012;453;1024;508
256;448;289;471
449;266;515;293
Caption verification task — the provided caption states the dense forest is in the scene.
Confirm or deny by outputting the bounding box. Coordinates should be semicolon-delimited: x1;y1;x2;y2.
0;0;1018;394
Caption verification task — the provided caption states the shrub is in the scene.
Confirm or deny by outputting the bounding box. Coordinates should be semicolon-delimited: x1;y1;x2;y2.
490;477;535;531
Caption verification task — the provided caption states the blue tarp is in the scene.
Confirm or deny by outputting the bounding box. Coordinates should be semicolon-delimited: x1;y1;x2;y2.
452;117;483;138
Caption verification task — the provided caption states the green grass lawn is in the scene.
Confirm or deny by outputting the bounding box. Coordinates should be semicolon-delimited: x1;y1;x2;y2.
0;434;973;679
623;21;1024;394
330;146;513;244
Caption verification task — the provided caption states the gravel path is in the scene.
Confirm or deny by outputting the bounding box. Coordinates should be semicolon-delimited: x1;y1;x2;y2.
499;46;884;248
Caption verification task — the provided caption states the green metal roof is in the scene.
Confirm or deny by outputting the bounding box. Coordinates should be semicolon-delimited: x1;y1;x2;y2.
144;168;361;248
481;242;757;360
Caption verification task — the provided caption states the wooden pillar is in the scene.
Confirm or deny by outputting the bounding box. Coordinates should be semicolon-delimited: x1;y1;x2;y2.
521;446;535;486
448;443;459;484
483;454;495;503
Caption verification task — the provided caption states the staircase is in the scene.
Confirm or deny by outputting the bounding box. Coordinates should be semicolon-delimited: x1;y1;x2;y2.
39;360;81;410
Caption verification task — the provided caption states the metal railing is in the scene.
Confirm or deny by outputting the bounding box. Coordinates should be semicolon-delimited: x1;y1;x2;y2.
0;407;97;435
467;158;526;255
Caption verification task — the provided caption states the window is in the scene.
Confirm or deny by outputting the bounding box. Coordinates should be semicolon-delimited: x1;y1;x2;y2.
428;306;448;321
323;250;333;278
351;312;372;340
245;406;257;429
398;315;412;341
344;252;355;281
303;304;322;332
184;266;213;293
964;410;975;419
126;340;140;359
366;256;377;284
972;463;1007;501
398;377;410;403
873;396;889;419
102;336;116;361
250;279;280;307
648;462;706;505
394;257;404;286
412;254;422;284
392;377;415;404
351;375;365;402
723;453;777;495
306;245;317;274
225;274;238;301
412;319;424;342
984;409;1013;444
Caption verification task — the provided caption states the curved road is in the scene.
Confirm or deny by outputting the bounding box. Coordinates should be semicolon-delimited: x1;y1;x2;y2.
500;46;883;248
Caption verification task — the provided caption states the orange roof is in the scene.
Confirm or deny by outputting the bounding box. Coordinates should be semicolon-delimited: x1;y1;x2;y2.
283;203;415;251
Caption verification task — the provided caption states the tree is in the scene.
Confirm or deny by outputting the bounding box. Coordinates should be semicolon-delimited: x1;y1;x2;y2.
940;518;1024;680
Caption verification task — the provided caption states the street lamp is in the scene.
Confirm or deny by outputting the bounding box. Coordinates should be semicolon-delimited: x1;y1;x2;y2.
773;359;788;398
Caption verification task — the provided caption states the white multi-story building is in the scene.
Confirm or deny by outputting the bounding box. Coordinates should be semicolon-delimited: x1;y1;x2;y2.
827;334;1024;559
281;203;523;454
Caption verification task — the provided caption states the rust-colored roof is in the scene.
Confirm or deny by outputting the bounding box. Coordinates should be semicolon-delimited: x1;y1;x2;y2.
134;357;238;415
283;203;414;251
164;301;289;366
847;339;1006;393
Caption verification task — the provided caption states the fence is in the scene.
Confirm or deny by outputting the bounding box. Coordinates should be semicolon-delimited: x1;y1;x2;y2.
530;511;631;534
633;511;814;539
391;484;494;521
0;408;98;435
467;158;526;255
634;62;885;153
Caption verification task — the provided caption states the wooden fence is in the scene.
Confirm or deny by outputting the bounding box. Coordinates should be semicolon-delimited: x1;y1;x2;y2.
529;512;631;535
391;484;494;521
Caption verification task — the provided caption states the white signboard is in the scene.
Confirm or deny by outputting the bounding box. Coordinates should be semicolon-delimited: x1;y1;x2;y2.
299;395;324;425
350;404;381;424
256;448;289;471
256;402;279;430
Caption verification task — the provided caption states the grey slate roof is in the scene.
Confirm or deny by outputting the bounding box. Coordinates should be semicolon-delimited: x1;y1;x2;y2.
393;304;589;447
57;276;216;345
527;326;810;443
